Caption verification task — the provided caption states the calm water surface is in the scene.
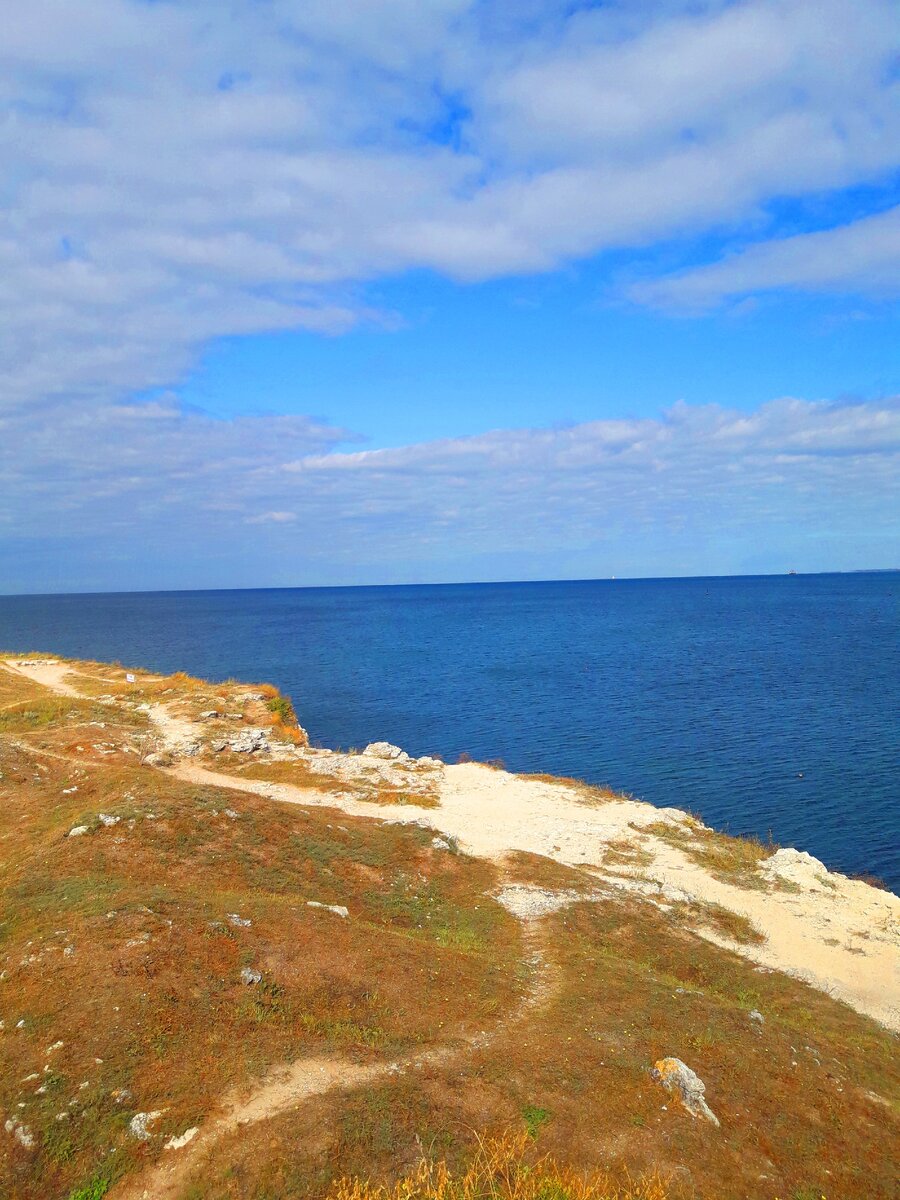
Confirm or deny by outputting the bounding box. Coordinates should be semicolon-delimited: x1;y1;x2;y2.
1;574;897;888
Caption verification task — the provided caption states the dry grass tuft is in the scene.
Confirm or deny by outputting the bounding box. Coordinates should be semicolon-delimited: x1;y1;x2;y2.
502;851;597;893
671;899;766;945
518;773;625;806
641;821;773;889
328;1130;668;1200
602;839;654;869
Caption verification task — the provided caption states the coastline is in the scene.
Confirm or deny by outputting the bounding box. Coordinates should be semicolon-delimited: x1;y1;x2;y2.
4;654;898;1031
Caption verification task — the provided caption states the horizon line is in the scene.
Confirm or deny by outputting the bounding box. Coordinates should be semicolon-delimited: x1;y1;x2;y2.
2;567;898;601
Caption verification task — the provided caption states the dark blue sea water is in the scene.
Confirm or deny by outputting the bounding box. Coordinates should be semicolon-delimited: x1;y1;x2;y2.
1;574;897;889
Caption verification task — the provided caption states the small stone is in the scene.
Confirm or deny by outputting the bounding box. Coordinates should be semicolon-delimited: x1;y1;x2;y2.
11;1122;35;1149
307;901;349;919
98;813;120;827
165;1126;199;1151
67;826;89;838
200;710;221;719
749;1009;765;1024
224;809;239;820
240;967;262;986
210;740;228;752
431;836;452;851
650;1057;720;1126
227;913;251;928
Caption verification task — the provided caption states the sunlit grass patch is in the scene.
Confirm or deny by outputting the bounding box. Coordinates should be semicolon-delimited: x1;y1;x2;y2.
328;1130;668;1200
641;820;774;889
602;839;655;869
502;851;597;893
517;772;625;805
0;696;148;734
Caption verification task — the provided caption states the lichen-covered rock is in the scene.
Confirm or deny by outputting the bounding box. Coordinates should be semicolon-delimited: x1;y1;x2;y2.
240;967;262;985
4;1119;35;1149
129;1110;164;1140
67;825;89;838
650;1057;720;1126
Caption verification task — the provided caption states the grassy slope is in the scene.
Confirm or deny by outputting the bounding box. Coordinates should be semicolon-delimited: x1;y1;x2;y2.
0;659;897;1200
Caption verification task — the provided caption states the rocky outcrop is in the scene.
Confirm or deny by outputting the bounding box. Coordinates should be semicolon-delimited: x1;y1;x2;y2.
650;1057;720;1126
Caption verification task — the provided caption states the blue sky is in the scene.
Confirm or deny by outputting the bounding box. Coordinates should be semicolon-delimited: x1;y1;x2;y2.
2;0;899;592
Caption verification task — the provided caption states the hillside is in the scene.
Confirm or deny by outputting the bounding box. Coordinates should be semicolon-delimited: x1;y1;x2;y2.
0;655;897;1200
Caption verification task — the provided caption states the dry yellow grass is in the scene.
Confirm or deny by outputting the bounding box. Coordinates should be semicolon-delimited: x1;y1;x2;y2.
641;820;775;889
329;1130;668;1200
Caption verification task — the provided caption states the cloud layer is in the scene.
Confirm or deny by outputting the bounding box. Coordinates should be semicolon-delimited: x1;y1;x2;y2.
3;0;899;418
5;395;898;590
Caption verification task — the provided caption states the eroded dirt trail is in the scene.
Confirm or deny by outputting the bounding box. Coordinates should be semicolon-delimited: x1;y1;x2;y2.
2;659;84;698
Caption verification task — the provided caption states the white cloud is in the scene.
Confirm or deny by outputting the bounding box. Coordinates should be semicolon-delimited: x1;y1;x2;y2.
1;0;899;422
630;205;900;309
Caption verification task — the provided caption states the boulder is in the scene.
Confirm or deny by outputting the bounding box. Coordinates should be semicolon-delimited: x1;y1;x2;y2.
761;847;832;889
363;741;410;762
650;1057;720;1126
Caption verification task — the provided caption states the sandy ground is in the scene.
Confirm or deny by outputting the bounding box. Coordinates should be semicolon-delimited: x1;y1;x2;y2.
5;656;899;1032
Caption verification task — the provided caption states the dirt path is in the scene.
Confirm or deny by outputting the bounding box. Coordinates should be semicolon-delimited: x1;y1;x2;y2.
111;917;559;1200
1;659;84;698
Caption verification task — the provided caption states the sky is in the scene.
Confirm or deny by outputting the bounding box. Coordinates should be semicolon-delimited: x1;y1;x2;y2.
2;0;899;594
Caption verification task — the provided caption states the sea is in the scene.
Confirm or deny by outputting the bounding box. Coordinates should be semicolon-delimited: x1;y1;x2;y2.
1;573;897;890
